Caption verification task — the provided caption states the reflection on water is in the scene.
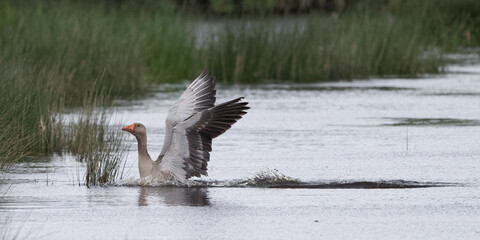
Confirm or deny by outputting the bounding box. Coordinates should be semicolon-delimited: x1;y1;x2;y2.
423;92;480;96
138;187;210;207
258;85;416;92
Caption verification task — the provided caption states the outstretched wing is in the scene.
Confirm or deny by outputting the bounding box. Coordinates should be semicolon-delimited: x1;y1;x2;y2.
158;98;249;180
158;70;216;159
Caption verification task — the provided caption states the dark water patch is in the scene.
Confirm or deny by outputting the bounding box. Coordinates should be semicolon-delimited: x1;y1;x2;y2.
423;92;480;97
382;118;480;127
123;179;455;189
261;85;416;92
0;179;38;185
268;180;455;189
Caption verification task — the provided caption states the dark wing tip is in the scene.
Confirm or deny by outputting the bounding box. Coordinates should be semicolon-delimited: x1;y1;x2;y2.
197;69;216;84
196;68;215;82
199;68;209;78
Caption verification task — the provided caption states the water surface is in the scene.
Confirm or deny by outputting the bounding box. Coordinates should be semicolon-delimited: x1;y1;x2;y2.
1;64;480;239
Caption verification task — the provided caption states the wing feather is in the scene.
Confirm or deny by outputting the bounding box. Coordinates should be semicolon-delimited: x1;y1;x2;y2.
158;69;216;160
159;97;249;180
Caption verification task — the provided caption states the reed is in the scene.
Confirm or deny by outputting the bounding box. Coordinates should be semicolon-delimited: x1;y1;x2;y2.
84;130;127;187
0;1;130;186
0;57;63;169
68;112;128;187
199;4;475;83
2;0;478;86
0;59;127;186
150;0;480;83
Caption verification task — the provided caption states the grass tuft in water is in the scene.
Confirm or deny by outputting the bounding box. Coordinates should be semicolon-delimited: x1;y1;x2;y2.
67;110;128;187
83;124;127;187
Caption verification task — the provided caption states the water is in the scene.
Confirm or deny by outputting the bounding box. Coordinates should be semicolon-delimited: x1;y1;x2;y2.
1;64;480;239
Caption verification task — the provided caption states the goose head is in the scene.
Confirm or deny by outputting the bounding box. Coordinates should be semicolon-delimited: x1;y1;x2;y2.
122;123;147;138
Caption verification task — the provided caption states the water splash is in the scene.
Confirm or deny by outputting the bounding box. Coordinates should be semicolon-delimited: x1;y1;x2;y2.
116;169;454;188
210;169;300;187
117;169;299;187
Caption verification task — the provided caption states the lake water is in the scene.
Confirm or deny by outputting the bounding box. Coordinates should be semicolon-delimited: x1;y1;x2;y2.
1;63;480;239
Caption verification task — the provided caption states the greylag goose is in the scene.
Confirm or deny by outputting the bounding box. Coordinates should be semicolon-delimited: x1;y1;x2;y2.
122;70;249;181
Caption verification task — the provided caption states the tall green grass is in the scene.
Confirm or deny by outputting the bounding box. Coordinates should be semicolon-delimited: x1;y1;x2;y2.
2;0;477;85
0;56;127;185
151;0;479;83
200;1;480;82
0;1;137;185
0;1;148;105
0;58;64;168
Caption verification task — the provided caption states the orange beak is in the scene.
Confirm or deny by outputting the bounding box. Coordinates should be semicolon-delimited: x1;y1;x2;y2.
122;124;135;133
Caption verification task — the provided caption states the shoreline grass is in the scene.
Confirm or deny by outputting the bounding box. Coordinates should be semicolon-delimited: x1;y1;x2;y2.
0;1;136;185
2;1;477;85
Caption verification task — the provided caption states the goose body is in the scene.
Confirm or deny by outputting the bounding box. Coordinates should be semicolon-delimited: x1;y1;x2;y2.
122;70;249;181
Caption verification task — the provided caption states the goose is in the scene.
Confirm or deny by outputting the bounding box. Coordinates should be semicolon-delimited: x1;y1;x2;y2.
122;70;249;181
